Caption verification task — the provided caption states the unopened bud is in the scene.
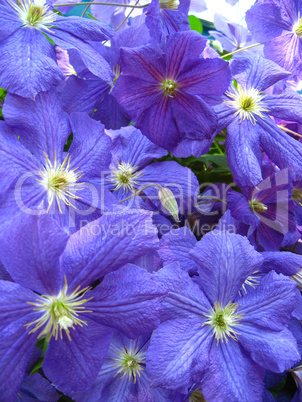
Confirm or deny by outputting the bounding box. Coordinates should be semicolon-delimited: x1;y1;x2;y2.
158;187;180;222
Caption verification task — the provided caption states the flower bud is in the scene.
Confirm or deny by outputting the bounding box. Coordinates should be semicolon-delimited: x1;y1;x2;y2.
158;187;180;222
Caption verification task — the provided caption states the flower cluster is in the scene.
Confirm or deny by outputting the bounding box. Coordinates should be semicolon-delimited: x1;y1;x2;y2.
1;0;302;401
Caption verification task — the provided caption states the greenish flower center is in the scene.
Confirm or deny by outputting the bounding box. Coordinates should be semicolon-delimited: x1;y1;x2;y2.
108;161;144;193
204;301;243;343
113;346;145;383
292;188;302;201
27;4;44;25
159;0;180;10
25;277;93;341
9;0;57;31
162;79;178;97
294;18;302;37
249;199;268;213
37;153;84;213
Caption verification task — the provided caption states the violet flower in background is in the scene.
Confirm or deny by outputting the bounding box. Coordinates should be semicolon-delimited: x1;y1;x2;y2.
113;30;231;157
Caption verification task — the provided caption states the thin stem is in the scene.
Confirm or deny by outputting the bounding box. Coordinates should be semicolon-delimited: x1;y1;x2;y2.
115;0;140;31
278;125;302;138
54;2;149;8
81;4;90;16
196;196;228;205
118;183;162;203
221;43;262;59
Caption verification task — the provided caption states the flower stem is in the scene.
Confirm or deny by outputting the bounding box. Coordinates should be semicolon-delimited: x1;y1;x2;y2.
118;184;162;203
278;125;302;138
221;43;262;59
53;2;149;8
115;0;140;31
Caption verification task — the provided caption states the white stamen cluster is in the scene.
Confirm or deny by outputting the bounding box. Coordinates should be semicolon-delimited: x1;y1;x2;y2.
37;153;84;213
113;346;145;383
224;84;269;125
8;0;57;31
25;277;93;341
159;0;180;9
239;271;260;296
203;301;244;343
109;161;143;193
293;13;302;37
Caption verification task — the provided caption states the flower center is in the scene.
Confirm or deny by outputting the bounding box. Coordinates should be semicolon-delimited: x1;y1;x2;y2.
161;79;178;97
37;153;84;213
25;278;93;341
224;84;268;124
9;0;57;31
203;301;243;343
292;188;302;202
294;17;302;37
159;0;180;10
249;199;268;213
108;161;143;193
113;346;145;383
189;388;206;402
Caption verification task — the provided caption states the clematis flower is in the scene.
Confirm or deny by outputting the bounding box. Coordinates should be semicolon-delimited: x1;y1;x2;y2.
227;170;297;251
214;53;302;186
246;0;302;81
0;90;115;232
0;211;165;400
147;232;300;400
106;126;199;219
113;30;231;157
0;0;113;98
70;331;179;401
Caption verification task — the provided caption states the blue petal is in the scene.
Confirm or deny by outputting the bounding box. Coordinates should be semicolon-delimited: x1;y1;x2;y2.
265;92;302;124
231;54;290;91
43;319;113;395
60;210;159;290
0;28;64;98
3;89;70;162
190;231;263;305
226;119;263;186
0;215;68;294
84;264;167;338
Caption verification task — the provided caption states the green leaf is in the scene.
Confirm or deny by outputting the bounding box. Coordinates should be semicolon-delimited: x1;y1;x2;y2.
86;12;98;21
188;15;203;34
199;154;230;171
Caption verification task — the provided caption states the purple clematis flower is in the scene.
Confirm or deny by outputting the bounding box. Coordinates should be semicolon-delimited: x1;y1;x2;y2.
209;13;263;53
146;231;300;400
0;0;113;98
246;0;302;81
215;53;302;186
60;23;150;130
105;125;199;220
0;211;165;400
70;331;178;401
0;90;116;232
113;30;231;157
227;170;297;251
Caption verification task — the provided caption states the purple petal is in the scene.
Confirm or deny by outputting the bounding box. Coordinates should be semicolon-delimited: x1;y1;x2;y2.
202;341;265;401
60;210;159;291
265;92;302;124
85;264;167;338
43;319;113;394
158;227;198;273
227;190;260;226
3;89;70;162
146;317;211;390
164;31;207;79
261;251;302;276
0;28;64;98
239;271;298;331
0;215;68;294
231;54;290;91
69;112;112;176
20;374;59;401
0;4;21;41
226;119;263;186
190;231;263;305
46;30;113;82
